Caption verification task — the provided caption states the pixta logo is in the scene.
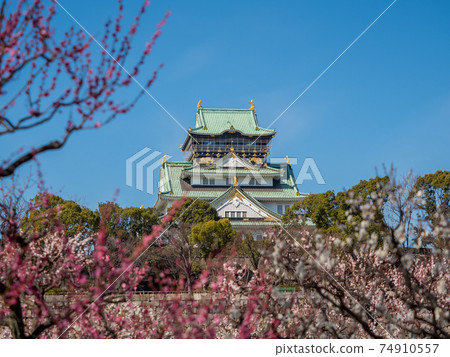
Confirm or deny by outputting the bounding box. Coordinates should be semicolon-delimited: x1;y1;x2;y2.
126;148;171;194
269;157;325;185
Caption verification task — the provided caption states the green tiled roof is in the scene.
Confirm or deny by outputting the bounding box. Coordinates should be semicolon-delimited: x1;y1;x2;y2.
189;108;275;136
158;161;306;201
158;161;187;195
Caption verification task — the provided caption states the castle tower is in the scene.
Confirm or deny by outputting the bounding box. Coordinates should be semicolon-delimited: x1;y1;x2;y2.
155;103;306;238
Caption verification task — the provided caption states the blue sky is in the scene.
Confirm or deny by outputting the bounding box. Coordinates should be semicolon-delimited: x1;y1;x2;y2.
2;0;449;209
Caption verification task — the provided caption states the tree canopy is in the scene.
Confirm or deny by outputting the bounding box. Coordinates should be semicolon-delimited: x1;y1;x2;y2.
24;193;99;236
190;219;235;259
23;195;160;241
414;170;449;224
173;198;219;224
283;176;389;235
98;202;159;239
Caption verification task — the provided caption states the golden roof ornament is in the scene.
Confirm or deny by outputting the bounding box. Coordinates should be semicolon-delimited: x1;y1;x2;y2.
285;156;291;165
249;99;254;110
233;176;239;187
162;154;168;163
197;99;203;111
140;205;144;209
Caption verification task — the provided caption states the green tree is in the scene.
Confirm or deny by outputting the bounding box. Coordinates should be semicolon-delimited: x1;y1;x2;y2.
190;219;235;259
98;202;159;239
24;193;99;236
283;176;389;235
119;206;159;237
174;198;219;224
96;203;159;268
97;201;122;236
414;170;449;225
282;190;336;230
339;176;390;234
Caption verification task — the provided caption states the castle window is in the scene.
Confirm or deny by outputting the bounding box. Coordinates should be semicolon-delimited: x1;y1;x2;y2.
202;177;215;185
277;205;283;214
224;211;247;219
